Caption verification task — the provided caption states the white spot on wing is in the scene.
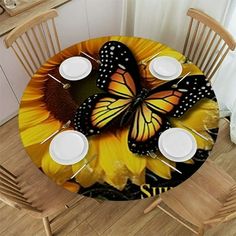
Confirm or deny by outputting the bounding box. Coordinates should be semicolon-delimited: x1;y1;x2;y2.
118;64;126;70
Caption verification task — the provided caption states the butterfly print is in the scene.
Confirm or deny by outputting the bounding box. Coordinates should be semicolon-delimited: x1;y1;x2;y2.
73;41;214;155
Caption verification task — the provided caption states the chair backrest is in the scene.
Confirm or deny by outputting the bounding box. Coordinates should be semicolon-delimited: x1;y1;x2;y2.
0;165;41;213
205;184;236;226
183;8;236;81
4;9;61;77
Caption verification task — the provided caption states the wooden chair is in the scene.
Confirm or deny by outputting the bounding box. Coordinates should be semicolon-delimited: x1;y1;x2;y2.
144;160;236;235
183;8;236;81
4;9;61;77
0;163;83;236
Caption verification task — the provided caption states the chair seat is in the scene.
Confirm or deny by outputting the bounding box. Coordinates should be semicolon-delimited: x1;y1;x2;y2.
160;161;235;227
7;157;83;219
161;179;221;227
190;160;235;202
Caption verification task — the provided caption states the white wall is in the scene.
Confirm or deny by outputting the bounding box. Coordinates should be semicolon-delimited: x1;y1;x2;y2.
0;65;18;125
122;0;231;51
0;0;123;124
85;0;122;38
56;0;123;48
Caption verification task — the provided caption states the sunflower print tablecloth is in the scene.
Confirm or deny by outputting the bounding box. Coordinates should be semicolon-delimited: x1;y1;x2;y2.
18;36;219;200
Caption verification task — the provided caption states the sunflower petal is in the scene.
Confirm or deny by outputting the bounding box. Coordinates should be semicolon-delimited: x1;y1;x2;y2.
72;136;104;188
176;99;219;131
98;132;128;190
191;131;214;150
146;154;172;179
20;119;61;147
25;143;49;167
41;151;73;184
21;87;44;102
170;99;218;150
184;159;194;164
19;105;50;130
62;181;80;193
171;121;214;150
73;161;104;188
128;170;146;186
117;129;146;176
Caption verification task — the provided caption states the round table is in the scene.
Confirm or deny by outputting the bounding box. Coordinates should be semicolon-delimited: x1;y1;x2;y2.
18;36;219;201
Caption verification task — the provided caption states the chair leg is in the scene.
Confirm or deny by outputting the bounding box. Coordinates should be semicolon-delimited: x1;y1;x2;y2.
198;226;205;236
144;197;162;214
42;217;52;236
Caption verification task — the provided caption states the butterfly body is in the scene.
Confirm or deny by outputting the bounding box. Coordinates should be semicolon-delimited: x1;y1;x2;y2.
73;41;215;155
133;88;149;106
120;88;149;126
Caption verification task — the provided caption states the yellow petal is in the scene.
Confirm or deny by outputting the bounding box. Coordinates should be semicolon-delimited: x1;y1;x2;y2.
184;159;194;164
84;36;110;54
171;120;214;150
73;160;104;188
117;129;146;176
72;136;104;188
170;99;218;150
104;175;128;191
41;151;73;184
191;131;214;150
128;170;146;186
32;74;48;80
182;63;203;76
173;99;219;131
19;105;50;130
21;87;44;102
20;118;61;147
98;132;128;190
19;99;45;109
25;143;49;167
146;154;172;179
62;182;80;193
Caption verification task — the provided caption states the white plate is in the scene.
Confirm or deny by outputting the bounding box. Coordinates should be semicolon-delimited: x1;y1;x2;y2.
49;130;89;165
149;56;182;81
158;128;197;162
59;56;92;81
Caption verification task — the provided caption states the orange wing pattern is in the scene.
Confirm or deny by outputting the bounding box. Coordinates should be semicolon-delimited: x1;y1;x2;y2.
108;68;137;98
130;103;163;142
128;90;182;154
145;91;182;114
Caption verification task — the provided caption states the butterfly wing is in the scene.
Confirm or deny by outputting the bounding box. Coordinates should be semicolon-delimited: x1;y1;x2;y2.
73;66;138;135
145;90;183;115
103;67;137;99
151;74;215;117
74;94;132;136
128;75;215;154
97;41;141;93
128;90;183;154
74;41;141;135
171;75;215;117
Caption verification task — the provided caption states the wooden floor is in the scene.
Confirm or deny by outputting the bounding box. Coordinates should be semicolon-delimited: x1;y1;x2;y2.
0;117;236;236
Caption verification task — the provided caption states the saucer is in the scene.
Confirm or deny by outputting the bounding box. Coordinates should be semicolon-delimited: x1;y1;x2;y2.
149;56;182;81
59;56;92;81
158;128;197;162
49;130;89;165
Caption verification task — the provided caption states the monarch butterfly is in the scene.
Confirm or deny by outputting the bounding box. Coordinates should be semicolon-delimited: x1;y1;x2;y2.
73;41;214;154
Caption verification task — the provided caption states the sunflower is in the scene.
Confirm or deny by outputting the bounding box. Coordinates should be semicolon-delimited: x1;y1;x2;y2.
18;36;219;193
